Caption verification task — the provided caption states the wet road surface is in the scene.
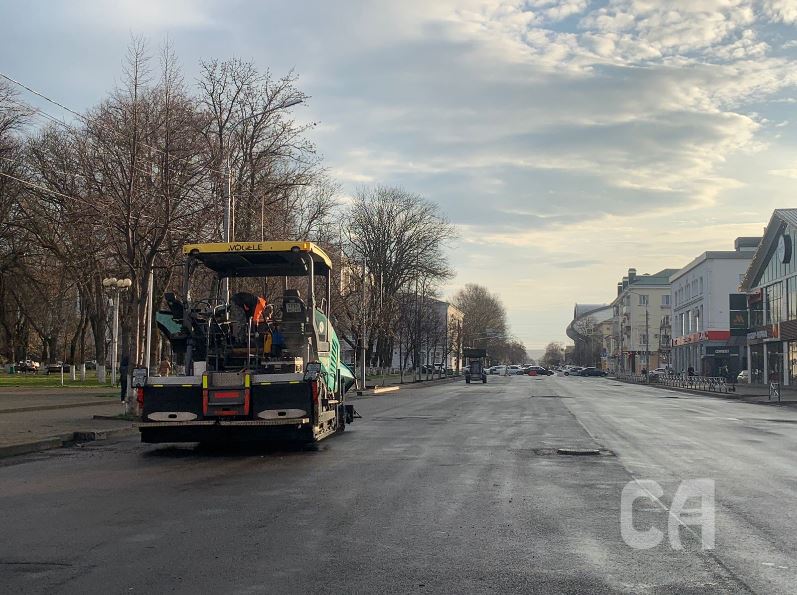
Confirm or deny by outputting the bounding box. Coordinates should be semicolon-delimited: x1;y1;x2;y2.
2;375;795;593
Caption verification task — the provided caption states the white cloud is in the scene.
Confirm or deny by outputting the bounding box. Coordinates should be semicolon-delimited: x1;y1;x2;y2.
768;167;797;177
72;0;214;30
4;0;797;348
761;0;797;24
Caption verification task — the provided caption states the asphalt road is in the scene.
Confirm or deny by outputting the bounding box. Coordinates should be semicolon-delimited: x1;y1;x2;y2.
1;376;795;594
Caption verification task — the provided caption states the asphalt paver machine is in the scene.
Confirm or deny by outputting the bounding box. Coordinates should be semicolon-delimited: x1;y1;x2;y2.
137;241;356;444
463;348;488;384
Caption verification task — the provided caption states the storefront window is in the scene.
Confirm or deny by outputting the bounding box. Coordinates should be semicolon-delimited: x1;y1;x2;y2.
788;277;797;321
750;345;764;384
750;300;763;328
767;342;783;383
765;282;783;325
790;342;797;385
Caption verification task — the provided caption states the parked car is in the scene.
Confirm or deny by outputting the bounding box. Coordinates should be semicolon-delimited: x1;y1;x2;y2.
46;362;68;374
579;367;607;377
564;366;583;376
506;365;523;375
648;367;673;381
527;366;553;376
16;359;40;373
84;360;97;370
737;370;750;384
490;365;506;375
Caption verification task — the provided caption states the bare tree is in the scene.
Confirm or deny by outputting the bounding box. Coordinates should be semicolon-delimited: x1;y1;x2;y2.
0;80;32;363
198;58;318;242
452;284;508;353
542;342;565;367
0;42;342;382
338;185;455;379
572;316;601;366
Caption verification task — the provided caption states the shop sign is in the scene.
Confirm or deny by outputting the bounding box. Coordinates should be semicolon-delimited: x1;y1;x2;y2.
747;325;779;341
729;310;748;330
705;346;739;357
673;330;731;346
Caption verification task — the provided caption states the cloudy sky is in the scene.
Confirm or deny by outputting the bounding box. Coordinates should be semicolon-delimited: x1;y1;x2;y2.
2;0;797;351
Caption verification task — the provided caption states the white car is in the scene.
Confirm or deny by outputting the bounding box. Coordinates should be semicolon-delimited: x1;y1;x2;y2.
490;365;506;375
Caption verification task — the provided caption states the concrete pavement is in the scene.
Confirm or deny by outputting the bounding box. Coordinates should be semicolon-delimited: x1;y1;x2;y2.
2;375;788;593
0;388;135;457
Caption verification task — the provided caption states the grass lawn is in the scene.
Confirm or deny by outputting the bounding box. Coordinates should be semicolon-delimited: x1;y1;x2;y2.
0;372;112;388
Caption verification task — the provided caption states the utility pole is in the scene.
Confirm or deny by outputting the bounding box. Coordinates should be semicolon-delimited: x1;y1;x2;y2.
414;273;420;382
360;260;367;390
222;158;231;302
617;303;624;374
111;291;120;386
645;306;650;372
144;265;154;373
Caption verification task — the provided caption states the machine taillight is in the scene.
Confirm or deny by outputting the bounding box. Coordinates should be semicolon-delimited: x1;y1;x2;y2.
311;380;319;404
136;387;144;409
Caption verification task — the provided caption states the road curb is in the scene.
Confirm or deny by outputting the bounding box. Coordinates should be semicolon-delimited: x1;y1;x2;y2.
0;426;136;459
355;386;401;397
0;436;68;459
352;376;462;398
0;400;119;415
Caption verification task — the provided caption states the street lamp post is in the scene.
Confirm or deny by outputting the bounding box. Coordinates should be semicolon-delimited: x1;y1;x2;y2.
220;99;304;242
619;290;652;375
102;277;132;387
218;97;303;301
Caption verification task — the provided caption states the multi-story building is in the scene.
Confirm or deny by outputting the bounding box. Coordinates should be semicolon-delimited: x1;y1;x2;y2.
612;267;677;374
386;298;464;372
670;237;760;377
740;209;797;385
566;303;613;369
424;299;464;371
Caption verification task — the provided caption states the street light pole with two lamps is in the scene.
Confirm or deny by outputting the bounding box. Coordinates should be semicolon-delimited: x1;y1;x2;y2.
102;277;132;387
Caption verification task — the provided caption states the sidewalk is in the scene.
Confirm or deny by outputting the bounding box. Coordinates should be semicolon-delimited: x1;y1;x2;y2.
615;377;797;406
351;374;462;398
0;388;136;458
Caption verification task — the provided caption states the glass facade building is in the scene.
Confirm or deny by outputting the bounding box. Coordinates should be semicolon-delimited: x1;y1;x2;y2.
740;210;797;385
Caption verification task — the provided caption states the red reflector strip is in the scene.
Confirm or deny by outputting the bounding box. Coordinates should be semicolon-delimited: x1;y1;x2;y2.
211;391;243;399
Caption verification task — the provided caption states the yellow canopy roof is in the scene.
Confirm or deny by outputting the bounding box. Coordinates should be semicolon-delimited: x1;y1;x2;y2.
182;241;332;277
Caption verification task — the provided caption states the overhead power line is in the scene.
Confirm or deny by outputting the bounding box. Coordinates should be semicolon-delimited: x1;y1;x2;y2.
0;72;85;120
0;70;226;176
0;169;163;223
